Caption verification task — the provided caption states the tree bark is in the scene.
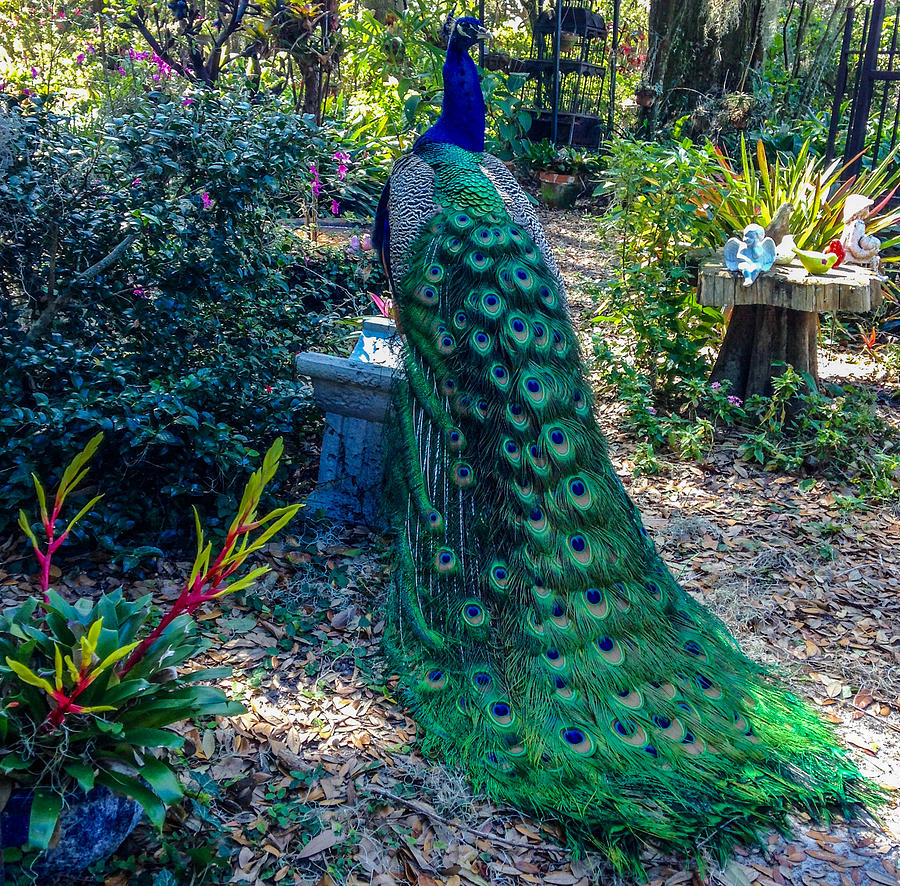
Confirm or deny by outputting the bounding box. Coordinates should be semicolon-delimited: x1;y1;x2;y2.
640;0;774;126
710;304;819;399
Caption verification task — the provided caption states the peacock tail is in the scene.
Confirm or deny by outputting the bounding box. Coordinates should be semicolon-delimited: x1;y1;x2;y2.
379;141;879;876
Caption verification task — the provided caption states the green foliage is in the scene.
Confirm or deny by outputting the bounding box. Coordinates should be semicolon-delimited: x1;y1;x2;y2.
596;138;724;402
596;136;900;504
1;438;298;857
0;90;383;544
517;139;602;175
694;137;900;251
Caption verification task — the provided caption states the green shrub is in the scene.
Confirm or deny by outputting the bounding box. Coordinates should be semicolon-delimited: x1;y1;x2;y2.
0;91;385;549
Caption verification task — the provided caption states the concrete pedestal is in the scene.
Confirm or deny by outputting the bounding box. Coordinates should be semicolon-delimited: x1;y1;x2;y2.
295;316;400;525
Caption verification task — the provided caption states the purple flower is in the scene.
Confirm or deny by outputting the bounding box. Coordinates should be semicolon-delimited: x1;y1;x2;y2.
117;66;127;76
361;233;372;251
86;43;96;54
337;163;348;181
331;199;340;216
647;407;656;415
131;177;141;186
710;381;721;390
727;395;743;406
133;287;145;297
349;235;360;253
201;192;212;210
310;163;322;197
182;96;194;105
76;53;85;64
30;66;38;79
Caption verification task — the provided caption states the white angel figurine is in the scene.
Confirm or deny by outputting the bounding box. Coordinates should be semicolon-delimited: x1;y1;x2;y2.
840;194;881;271
723;223;776;286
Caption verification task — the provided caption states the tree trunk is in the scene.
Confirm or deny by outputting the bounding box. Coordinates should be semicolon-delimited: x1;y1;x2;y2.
710;304;819;399
640;0;772;127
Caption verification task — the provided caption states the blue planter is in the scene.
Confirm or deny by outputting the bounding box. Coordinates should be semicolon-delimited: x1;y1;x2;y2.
1;786;143;881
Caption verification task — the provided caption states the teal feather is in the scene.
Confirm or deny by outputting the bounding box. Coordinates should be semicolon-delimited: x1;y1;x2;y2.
381;140;880;876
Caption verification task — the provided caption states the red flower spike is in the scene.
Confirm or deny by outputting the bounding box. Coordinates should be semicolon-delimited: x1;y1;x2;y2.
824;239;845;268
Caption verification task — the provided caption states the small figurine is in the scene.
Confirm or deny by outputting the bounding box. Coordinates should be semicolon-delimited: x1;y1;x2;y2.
773;233;797;265
840;194;881;270
724;223;776;286
824;239;845;268
792;245;839;275
764;202;793;246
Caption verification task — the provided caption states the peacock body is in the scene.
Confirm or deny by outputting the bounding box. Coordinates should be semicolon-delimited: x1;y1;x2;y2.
373;17;876;876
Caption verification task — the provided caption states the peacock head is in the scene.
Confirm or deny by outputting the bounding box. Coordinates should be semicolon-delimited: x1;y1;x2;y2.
446;15;491;51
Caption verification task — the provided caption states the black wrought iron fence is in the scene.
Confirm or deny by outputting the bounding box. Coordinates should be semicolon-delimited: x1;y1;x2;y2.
827;0;900;174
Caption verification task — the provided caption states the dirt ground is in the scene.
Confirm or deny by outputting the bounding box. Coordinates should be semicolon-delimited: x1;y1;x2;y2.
2;208;898;886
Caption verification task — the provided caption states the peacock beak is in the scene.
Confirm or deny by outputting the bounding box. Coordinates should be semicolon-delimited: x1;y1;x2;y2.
475;25;491;41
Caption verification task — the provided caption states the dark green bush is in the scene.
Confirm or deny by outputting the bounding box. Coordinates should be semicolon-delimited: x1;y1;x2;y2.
0;90;386;550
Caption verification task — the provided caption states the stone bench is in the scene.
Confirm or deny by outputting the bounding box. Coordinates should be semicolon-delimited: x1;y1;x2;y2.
295;316;400;525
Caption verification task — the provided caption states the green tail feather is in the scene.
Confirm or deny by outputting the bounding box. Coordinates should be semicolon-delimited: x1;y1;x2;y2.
383;143;880;876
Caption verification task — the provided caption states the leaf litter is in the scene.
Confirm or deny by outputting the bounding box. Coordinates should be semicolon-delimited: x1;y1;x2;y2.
0;210;897;886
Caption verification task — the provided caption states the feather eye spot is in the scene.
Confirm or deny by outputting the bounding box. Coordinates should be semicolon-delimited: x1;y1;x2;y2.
416;284;438;305
451;461;475;488
453;310;467;328
613;718;636;738
652;715;672;729
441;378;456;395
695;672;712;689
554;676;566;689
526;379;541;393
598;636;614;652
426;265;444;282
545;647;560;661
570;535;586;552
570;479;585;496
550;430;564;445
493;365;507;380
425;669;447;689
435;548;458;574
510;403;522;415
446;428;466;451
438;334;455;353
643;744;658;758
552;331;563;344
529;507;542;522
512;318;525;332
585;588;601;605
563;728;583;744
684;640;703;657
462;601;487;628
646;580;661;600
491;701;511;720
473;671;492;689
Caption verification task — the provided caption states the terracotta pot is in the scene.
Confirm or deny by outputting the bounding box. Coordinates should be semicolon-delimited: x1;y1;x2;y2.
537;171;578;208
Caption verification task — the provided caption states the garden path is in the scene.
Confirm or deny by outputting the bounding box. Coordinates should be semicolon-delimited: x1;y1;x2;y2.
3;210;898;886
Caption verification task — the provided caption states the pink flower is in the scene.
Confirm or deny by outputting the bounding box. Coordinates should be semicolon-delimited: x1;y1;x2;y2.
337;163;348;181
117;66;127;75
76;53;85;64
331;199;340;216
23;88;33;97
309;163;321;197
73;8;82;14
265;385;273;393
86;43;96;54
727;395;743;406
57;9;65;16
201;192;212;209
647;407;656;415
131;177;141;186
30;66;38;79
182;96;194;105
362;233;372;251
710;381;721;390
133;287;145;297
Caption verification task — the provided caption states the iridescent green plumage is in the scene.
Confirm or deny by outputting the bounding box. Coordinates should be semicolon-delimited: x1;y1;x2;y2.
382;142;878;876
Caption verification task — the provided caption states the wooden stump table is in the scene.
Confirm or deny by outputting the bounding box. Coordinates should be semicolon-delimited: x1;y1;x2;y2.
698;260;883;399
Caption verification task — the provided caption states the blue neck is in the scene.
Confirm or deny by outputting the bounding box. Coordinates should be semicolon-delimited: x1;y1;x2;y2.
416;45;485;153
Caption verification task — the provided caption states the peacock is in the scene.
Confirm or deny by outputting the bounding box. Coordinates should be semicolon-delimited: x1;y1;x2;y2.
372;16;878;876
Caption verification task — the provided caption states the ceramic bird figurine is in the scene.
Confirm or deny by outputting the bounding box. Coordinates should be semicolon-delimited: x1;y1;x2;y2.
764;202;793;246
840;194;881;270
773;233;797;265
723;223;776;285
824;239;845;268
793;246;839;275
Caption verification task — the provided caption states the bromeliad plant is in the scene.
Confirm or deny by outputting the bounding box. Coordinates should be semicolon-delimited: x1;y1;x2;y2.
0;435;300;852
694;136;900;252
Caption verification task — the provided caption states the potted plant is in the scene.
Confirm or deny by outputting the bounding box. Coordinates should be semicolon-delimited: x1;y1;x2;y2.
0;435;300;879
525;141;601;208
